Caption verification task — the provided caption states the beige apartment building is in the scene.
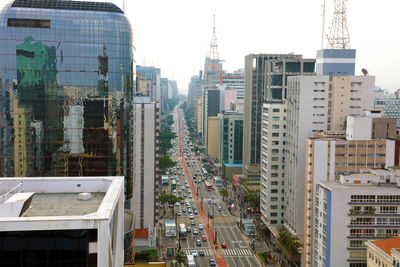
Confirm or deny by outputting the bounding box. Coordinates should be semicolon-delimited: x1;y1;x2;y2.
207;116;220;160
366;237;400;267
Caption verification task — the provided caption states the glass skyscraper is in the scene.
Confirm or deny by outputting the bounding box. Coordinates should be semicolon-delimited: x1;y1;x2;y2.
0;0;135;200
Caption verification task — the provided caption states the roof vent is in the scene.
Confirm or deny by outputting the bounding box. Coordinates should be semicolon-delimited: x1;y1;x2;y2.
78;192;92;201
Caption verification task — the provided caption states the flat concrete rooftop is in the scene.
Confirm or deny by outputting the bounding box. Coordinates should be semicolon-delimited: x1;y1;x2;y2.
21;193;105;217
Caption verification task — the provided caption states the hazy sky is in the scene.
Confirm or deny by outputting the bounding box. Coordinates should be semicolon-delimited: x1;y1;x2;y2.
4;0;400;94
119;0;400;95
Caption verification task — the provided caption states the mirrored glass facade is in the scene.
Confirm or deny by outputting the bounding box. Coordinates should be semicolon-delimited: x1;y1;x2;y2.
0;1;135;200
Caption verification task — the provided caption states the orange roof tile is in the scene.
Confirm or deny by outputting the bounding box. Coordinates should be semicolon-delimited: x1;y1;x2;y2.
372;237;400;255
134;228;149;239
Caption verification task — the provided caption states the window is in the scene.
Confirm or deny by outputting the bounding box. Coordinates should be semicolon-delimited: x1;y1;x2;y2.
272;124;279;129
272;108;280;112
271;181;278;185
272;117;280;121
272;133;279;137
8;18;50;28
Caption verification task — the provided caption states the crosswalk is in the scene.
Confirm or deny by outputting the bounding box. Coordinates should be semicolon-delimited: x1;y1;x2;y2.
183;248;253;257
183;249;212;256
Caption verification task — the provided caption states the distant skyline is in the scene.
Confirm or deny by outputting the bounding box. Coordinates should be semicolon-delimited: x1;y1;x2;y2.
2;0;400;95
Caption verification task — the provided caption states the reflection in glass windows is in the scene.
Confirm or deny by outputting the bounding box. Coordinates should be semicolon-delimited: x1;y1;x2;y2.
0;2;134;201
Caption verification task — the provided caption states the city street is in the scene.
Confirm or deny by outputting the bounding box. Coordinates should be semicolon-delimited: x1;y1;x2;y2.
160;105;262;267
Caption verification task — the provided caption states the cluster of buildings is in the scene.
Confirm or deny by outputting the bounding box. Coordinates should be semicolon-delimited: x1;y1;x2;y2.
0;0;180;265
186;7;400;267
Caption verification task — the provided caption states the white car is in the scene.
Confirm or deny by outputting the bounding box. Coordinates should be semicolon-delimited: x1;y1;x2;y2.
198;224;204;230
189;213;194;219
189;194;193;198
192;250;197;257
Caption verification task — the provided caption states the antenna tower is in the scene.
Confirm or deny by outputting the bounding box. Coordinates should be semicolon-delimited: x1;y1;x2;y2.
209;14;219;60
327;0;350;49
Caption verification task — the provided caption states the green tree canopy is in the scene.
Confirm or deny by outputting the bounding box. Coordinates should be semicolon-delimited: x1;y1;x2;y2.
174;250;187;265
159;156;177;170
245;193;260;207
159;194;184;204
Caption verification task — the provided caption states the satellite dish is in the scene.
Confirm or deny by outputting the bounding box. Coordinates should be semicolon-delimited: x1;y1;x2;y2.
362;69;368;76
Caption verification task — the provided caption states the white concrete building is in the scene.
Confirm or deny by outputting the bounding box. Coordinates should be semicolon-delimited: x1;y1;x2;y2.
0;176;124;267
314;170;400;267
260;101;287;234
133;97;160;247
285;75;375;236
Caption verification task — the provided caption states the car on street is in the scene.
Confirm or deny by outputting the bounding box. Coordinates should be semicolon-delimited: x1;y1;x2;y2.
182;208;186;212
202;235;207;242
221;242;227;248
177;211;182;216
180;200;184;204
196;240;202;246
175;202;179;206
194;209;198;214
188;208;192;213
218;206;222;211
193;229;198;235
189;213;194;219
186;184;189;188
210;258;216;266
199;250;205;256
178;190;181;194
209;212;214;219
213;200;217;205
189;194;193;198
183;193;187;198
198;224;204;230
187;227;191;233
191;220;196;226
192;250;197;257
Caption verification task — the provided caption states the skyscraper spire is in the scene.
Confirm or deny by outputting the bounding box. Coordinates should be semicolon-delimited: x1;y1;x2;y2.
327;0;350;49
209;14;219;60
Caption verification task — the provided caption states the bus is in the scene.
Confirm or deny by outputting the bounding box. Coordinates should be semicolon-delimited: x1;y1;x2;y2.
179;223;187;240
187;255;195;267
171;180;177;189
205;181;212;191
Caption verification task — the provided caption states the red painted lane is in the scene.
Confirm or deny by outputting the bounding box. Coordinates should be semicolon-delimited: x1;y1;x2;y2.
176;108;228;267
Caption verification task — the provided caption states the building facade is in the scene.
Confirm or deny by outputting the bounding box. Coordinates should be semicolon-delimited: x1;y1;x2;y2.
219;112;243;165
0;0;135;206
202;87;220;147
207;116;220;160
303;136;395;266
243;54;315;171
314;172;400;267
260;101;287;231
222;70;244;99
133;97;160;237
366;236;400;267
136;65;161;104
285;75;375;235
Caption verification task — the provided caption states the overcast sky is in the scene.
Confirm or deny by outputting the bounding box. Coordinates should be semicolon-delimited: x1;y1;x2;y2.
119;0;400;95
4;0;400;94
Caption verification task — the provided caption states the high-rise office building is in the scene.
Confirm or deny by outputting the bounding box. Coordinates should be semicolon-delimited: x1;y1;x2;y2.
285;74;375;236
202;86;220;147
132;97;160;245
314;170;400;267
222;70;244;99
0;0;135;206
243;54;315;172
303;127;395;266
260;101;287;232
136;65;161;103
219;111;243;165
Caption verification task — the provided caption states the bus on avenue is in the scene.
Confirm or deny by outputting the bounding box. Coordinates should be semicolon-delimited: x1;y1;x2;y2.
179;223;187;240
205;181;212;191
